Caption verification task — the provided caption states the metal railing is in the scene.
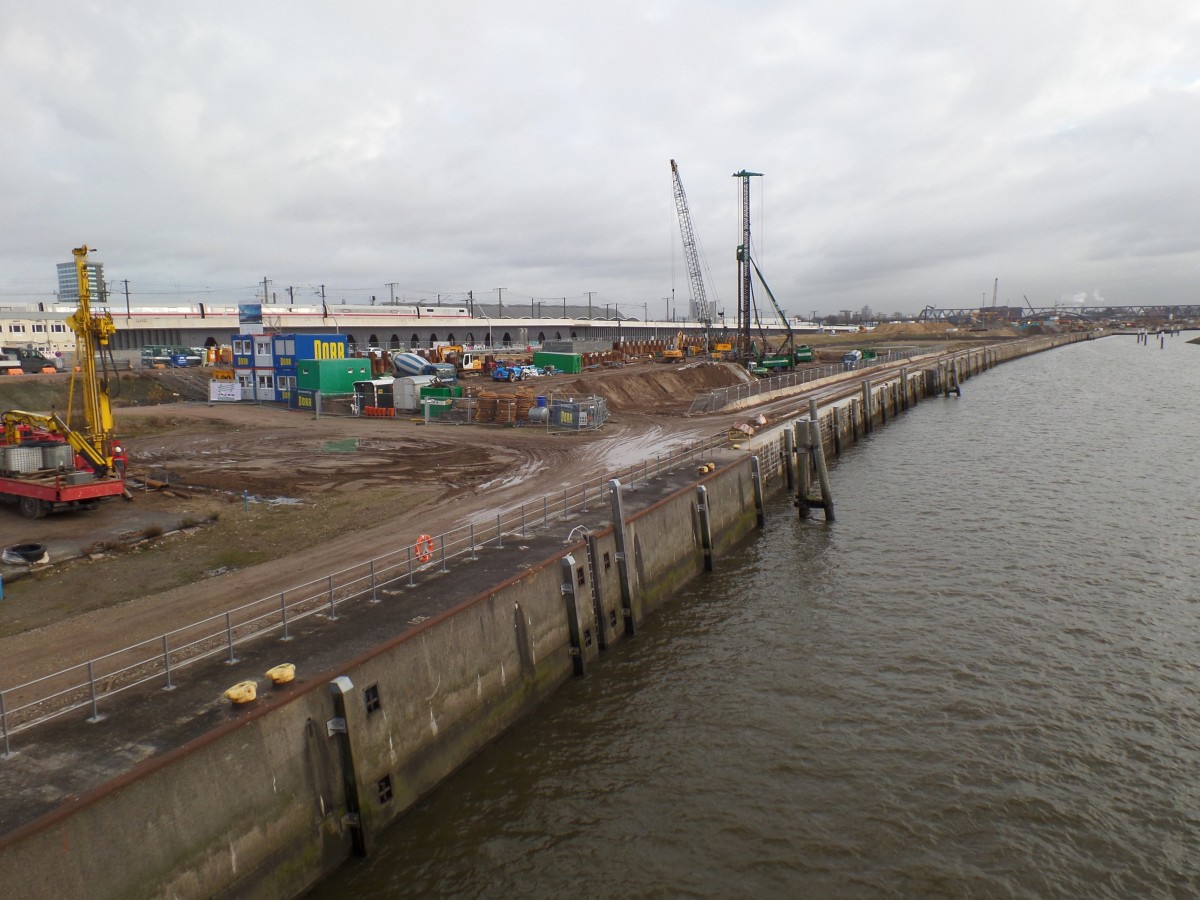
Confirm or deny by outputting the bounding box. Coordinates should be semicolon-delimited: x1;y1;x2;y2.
0;428;736;754
686;349;917;415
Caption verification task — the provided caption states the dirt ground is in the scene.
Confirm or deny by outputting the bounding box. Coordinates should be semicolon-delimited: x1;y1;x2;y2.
0;358;749;685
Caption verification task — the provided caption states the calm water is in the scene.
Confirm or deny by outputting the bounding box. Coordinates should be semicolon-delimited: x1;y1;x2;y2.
310;333;1200;899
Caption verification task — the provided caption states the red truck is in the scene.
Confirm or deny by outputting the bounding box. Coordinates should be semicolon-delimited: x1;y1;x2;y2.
0;419;127;519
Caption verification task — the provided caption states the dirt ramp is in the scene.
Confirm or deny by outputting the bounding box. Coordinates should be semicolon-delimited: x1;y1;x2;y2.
547;361;746;413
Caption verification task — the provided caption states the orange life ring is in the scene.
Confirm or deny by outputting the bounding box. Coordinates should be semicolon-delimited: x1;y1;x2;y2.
414;534;435;563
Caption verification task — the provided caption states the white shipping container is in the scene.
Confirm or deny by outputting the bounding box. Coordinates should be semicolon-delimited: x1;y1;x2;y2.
393;375;436;412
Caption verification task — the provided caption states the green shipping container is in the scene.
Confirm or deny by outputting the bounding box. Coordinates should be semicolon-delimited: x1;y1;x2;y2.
419;385;464;399
532;351;583;374
419;384;463;417
296;358;373;393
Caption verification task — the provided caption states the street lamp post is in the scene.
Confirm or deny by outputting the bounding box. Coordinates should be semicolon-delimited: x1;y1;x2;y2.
479;306;493;348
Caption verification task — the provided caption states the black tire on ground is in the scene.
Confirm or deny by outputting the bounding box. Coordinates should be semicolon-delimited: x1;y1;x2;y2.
7;542;46;561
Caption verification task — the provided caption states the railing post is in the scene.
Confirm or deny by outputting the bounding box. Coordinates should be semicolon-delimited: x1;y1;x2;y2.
439;535;448;573
0;691;10;758
369;559;380;603
162;635;176;691
225;612;238;663
86;660;104;723
497;512;504;548
470;523;477;560
327;575;337;620
280;592;292;641
407;545;414;586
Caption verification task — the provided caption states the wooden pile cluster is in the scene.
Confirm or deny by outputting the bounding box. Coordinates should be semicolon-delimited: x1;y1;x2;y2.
474;388;535;425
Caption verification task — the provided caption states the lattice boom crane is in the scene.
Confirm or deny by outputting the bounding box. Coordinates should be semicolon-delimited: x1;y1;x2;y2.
670;160;712;322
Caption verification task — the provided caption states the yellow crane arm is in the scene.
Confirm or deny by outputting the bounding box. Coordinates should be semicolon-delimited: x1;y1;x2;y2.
67;246;117;465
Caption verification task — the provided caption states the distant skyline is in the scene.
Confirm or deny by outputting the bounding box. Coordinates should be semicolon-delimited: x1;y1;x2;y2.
3;3;1198;316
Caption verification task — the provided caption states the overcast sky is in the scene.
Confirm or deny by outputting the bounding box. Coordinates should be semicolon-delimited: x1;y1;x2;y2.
3;2;1198;318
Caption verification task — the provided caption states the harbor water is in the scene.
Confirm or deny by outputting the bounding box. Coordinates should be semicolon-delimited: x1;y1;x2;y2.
309;333;1200;898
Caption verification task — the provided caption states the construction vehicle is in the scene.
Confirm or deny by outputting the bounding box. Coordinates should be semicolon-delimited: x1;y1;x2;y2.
391;351;457;383
457;351;484;373
140;344;203;367
752;342;814;373
1;346;62;374
743;255;812;372
415;345;483;374
489;364;528;381
0;246;128;518
661;331;686;362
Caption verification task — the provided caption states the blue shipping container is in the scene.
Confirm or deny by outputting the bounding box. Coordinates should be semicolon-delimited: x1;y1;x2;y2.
271;333;348;371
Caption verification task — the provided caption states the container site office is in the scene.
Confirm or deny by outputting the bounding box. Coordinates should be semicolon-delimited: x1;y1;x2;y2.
230;332;352;402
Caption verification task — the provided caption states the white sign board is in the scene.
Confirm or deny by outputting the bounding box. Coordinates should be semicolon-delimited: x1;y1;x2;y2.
209;381;243;402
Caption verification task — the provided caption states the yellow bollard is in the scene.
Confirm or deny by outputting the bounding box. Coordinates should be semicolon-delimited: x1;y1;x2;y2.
224;681;257;704
265;663;296;685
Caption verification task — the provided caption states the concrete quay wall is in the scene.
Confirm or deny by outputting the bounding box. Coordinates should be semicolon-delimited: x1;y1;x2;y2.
0;458;764;899
0;332;1090;899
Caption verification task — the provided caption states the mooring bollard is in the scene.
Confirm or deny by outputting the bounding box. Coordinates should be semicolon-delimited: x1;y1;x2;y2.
783;427;795;490
795;420;811;520
809;417;836;522
609;478;635;634
696;484;714;572
750;456;765;528
560;555;587;677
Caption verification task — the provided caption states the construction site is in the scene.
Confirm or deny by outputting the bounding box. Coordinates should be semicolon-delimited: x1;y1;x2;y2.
0;236;1079;899
0;227;1036;705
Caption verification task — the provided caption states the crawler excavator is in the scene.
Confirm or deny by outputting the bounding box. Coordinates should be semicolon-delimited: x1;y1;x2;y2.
0;246;128;518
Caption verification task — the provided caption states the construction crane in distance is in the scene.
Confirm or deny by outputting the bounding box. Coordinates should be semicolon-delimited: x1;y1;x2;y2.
670;160;715;324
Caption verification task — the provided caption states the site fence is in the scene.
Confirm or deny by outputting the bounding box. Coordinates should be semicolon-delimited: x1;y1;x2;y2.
302;391;611;431
0;427;734;754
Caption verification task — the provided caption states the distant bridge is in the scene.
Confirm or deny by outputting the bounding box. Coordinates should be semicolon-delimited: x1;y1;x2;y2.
918;304;1200;323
